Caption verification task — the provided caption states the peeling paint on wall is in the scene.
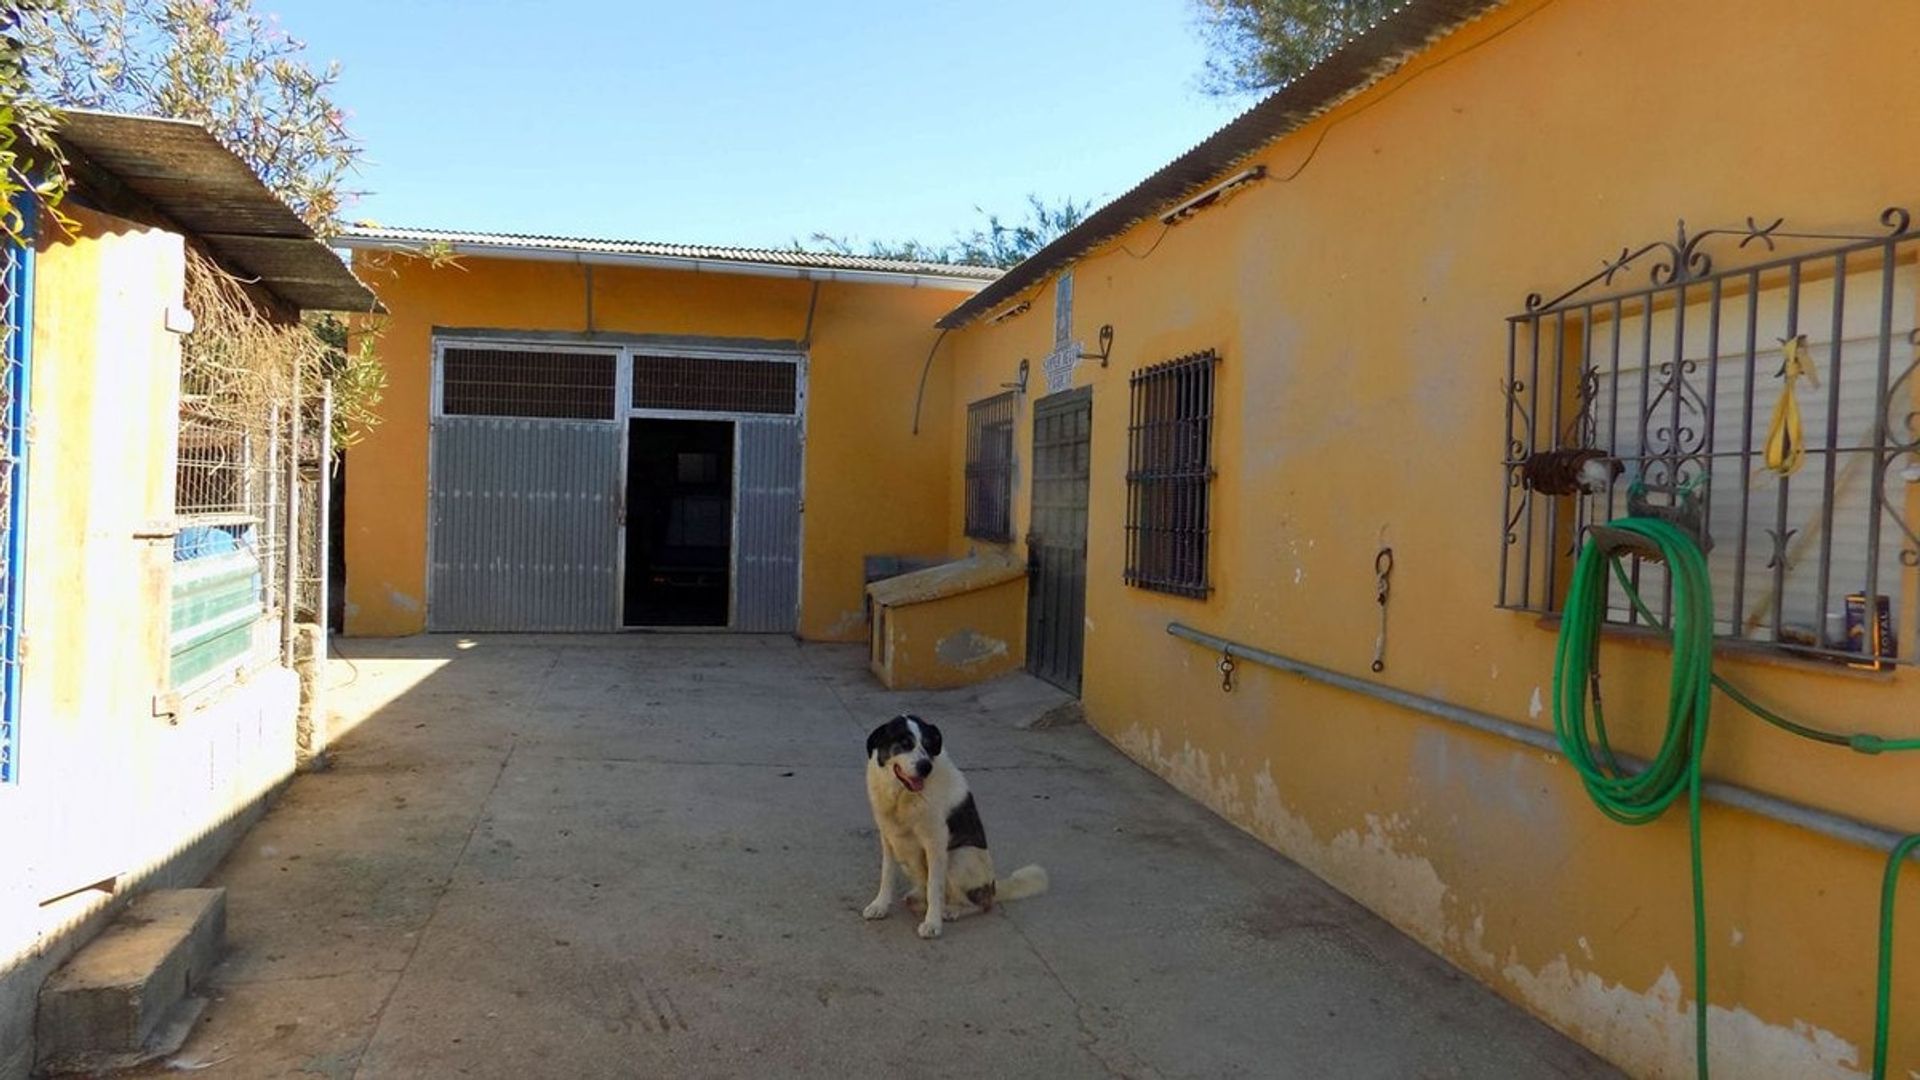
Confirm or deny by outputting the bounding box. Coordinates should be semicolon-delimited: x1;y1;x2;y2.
1113;723;1862;1079
1501;959;1863;1080
827;609;868;639
935;628;1009;669
1113;725;1495;970
384;585;421;613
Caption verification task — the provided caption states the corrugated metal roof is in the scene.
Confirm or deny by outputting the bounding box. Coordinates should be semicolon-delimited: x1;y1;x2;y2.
938;0;1505;328
54;109;382;312
336;225;1004;286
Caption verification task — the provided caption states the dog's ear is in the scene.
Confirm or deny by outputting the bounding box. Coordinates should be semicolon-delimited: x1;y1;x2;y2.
866;720;893;761
917;719;943;757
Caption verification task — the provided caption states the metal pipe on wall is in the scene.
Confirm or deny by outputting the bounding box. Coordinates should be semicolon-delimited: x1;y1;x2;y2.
1165;621;1919;862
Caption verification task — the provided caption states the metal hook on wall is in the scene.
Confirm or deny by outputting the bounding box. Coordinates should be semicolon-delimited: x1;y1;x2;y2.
1371;542;1394;673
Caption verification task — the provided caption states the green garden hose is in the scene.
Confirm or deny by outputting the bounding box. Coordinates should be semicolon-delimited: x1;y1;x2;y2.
1555;517;1714;1076
1553;515;1918;1079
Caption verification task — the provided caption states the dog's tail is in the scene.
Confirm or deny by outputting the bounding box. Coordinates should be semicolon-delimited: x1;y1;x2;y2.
996;864;1049;901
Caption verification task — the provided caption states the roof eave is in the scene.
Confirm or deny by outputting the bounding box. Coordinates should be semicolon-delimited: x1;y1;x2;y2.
54;109;383;313
936;0;1506;329
336;232;997;293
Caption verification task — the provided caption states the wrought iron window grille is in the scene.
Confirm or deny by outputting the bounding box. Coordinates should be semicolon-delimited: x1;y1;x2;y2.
1500;208;1920;666
965;391;1016;542
1126;349;1219;598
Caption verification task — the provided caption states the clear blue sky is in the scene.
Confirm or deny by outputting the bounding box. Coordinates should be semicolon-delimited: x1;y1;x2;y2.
265;0;1247;249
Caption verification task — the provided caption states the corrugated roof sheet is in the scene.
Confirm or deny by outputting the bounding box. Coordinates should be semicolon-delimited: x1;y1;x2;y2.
938;0;1505;328
54;109;381;312
336;225;1005;284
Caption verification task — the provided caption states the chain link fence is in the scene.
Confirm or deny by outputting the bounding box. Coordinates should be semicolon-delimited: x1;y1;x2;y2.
171;249;329;691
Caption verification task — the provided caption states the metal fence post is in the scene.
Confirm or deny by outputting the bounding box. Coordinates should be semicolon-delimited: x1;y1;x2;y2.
282;353;300;667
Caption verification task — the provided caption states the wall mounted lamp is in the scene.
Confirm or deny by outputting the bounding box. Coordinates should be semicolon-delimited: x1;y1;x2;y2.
1002;358;1030;394
1080;324;1115;368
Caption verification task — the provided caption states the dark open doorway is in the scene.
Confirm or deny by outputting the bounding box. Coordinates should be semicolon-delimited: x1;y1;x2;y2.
624;418;734;627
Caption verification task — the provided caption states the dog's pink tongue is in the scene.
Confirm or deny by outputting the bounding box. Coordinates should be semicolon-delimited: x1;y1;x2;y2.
894;765;925;793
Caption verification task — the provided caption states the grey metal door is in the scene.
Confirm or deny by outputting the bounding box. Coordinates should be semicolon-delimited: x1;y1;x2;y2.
428;416;622;631
733;419;802;632
1026;388;1091;693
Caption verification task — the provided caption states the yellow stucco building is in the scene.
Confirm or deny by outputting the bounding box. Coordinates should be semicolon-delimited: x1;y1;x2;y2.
337;1;1920;1074
336;229;993;642
2;112;375;1077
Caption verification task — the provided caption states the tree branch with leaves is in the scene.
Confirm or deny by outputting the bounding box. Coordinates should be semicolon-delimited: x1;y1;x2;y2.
804;194;1091;271
20;0;359;235
1192;0;1395;96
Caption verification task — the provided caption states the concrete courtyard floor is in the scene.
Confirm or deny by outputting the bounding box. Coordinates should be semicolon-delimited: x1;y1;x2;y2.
136;635;1614;1079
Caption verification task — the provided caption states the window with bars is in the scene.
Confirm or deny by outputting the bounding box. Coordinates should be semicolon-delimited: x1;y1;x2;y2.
441;347;617;419
1126;350;1219;597
631;354;796;414
965;392;1016;541
1501;210;1920;666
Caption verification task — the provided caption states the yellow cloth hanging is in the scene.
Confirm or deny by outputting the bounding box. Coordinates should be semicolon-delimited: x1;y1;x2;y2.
1763;334;1818;476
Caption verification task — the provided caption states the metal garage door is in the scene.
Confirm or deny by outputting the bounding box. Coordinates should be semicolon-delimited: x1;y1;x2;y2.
428;347;621;631
734;418;802;632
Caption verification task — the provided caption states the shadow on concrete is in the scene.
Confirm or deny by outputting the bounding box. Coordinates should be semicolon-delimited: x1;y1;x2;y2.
120;634;1617;1079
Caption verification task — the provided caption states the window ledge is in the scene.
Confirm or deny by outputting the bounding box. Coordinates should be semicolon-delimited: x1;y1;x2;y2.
1527;612;1899;683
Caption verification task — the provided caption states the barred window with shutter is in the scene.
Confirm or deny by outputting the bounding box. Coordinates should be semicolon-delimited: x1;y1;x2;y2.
1501;210;1920;666
1126;350;1219;597
965;393;1016;541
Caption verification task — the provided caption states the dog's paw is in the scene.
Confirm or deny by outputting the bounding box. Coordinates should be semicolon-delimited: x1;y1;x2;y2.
862;899;891;920
916;918;943;940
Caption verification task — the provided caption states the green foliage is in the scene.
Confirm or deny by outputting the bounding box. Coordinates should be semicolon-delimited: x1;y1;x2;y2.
20;0;360;235
1191;0;1396;96
308;312;386;449
1;0;72;243
22;0;383;448
804;194;1091;271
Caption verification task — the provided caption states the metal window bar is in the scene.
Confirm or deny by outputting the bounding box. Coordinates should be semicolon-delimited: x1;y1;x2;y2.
965;392;1016;541
442;348;617;419
1501;210;1920;666
630;354;796;415
1126;349;1218;597
1;213;33;784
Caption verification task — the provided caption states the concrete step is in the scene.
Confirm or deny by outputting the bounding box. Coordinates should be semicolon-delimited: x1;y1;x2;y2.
36;888;226;1074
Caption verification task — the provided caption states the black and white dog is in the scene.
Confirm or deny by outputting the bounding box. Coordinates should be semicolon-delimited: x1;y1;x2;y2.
862;714;1048;939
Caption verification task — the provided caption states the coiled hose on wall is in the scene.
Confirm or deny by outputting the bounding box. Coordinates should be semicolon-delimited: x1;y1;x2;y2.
1553;516;1919;1079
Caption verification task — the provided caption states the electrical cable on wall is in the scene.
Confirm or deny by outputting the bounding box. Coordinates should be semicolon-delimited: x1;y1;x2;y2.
909;327;950;435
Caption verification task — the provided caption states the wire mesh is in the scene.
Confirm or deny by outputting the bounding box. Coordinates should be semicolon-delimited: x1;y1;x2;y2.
173;404;288;628
442;348;616;419
631;354;796;414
